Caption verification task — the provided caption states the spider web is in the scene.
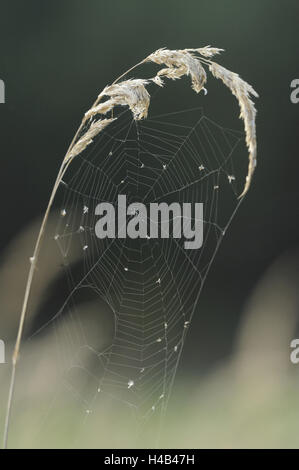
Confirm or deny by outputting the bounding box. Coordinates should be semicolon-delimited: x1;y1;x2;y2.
26;97;247;446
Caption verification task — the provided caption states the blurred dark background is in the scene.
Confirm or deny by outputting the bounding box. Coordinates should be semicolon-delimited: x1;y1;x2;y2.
0;0;298;381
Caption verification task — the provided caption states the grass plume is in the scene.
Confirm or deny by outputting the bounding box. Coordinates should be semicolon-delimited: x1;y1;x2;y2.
3;45;258;448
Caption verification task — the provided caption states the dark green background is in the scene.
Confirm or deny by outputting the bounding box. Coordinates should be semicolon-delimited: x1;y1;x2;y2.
0;0;298;375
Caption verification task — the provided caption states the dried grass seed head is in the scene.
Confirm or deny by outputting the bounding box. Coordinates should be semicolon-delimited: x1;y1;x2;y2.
146;48;207;94
67;118;115;161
